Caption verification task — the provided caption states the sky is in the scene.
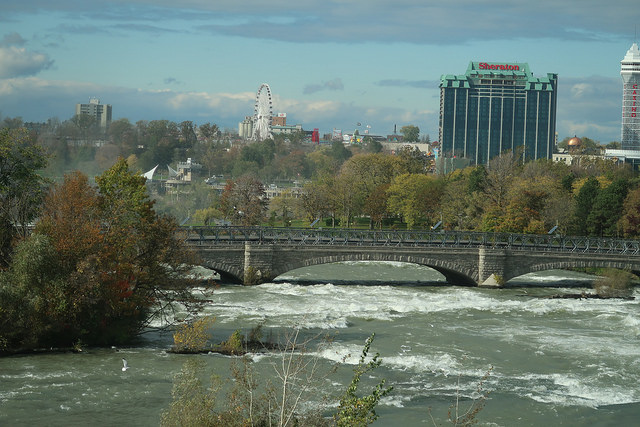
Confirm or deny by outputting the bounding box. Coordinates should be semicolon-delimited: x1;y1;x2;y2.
0;0;638;143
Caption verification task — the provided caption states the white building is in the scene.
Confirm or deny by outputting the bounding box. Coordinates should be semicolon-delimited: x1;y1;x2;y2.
75;97;112;129
621;43;640;150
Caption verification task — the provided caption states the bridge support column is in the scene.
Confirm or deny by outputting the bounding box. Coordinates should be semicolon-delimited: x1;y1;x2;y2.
243;243;276;285
478;247;509;287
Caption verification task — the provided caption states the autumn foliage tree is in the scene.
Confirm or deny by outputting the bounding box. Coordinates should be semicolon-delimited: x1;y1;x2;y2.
0;159;196;351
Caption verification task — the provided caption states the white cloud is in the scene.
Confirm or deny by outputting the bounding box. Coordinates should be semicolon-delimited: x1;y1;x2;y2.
0;72;625;144
0;32;53;78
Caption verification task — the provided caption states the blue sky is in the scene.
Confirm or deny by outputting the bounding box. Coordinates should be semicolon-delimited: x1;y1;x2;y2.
0;0;638;142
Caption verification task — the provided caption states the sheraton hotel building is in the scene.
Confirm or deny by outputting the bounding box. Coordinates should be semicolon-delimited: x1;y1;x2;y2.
438;62;558;165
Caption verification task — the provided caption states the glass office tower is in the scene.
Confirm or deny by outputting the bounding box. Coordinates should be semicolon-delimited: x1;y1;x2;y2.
439;62;558;165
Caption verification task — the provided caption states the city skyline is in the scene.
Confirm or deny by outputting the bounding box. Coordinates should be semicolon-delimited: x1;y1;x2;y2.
1;1;638;143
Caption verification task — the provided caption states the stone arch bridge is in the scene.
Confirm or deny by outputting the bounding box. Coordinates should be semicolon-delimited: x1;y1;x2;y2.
180;227;640;286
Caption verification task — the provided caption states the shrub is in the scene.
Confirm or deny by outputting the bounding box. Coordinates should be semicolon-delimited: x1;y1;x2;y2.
335;333;393;426
172;316;216;352
223;329;245;354
593;269;635;298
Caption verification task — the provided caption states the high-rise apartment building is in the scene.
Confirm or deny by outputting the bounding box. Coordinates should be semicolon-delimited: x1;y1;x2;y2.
75;97;112;129
621;43;640;150
439;62;558;165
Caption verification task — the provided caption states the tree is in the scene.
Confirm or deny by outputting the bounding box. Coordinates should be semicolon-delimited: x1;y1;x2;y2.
619;187;640;237
483;150;520;209
441;179;484;231
299;178;335;224
572;176;600;235
400;125;420;142
330;140;352;164
387;173;444;229
365;138;383;153
0;159;198;350
269;189;297;227
179;120;197;147
108;118;137;152
364;184;390;229
220;176;268;226
198;122;220;141
468;165;487;194
586;178;629;237
276;149;307;179
394;145;426;174
0;128;48;267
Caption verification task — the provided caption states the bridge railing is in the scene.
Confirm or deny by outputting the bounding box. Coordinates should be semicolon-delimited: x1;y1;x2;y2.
178;226;640;256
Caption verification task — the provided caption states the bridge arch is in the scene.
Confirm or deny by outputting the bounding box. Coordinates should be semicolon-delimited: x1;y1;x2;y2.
198;260;244;284
509;260;640;282
273;253;478;286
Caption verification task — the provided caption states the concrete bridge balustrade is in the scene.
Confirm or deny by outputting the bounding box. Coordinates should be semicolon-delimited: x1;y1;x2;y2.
183;227;640;286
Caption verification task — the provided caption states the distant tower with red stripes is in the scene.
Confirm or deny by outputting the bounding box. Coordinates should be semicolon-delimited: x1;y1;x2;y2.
311;128;320;144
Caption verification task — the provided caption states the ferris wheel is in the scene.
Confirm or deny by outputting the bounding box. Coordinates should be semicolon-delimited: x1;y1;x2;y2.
251;83;273;141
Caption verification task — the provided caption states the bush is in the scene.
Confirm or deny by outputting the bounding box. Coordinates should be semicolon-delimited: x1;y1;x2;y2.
593;269;635;298
163;329;390;426
335;333;393;426
172;316;216;352
223;329;245;354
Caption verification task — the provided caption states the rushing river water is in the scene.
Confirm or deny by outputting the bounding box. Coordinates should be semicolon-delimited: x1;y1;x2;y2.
1;262;639;426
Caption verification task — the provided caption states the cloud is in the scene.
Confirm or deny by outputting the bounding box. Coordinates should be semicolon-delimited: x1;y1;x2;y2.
0;76;436;137
4;1;638;44
556;76;621;142
0;32;53;78
0;72;625;145
303;78;344;94
163;77;182;85
1;32;26;46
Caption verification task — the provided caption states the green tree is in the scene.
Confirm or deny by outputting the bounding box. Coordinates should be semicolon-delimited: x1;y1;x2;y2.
387;173;444;229
198;122;220;141
572;176;600;235
179;120;197;147
0;235;61;349
468;165;487;194
330;140;352;164
586;178;629;237
0;128;48;266
400;125;420;142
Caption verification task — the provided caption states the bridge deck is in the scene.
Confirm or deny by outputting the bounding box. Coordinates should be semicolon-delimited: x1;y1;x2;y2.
179;226;640;256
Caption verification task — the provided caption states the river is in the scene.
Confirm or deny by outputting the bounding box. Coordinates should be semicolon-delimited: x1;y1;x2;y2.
1;262;639;426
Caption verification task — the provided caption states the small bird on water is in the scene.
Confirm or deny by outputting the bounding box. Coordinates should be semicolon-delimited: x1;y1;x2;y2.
122;358;129;372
